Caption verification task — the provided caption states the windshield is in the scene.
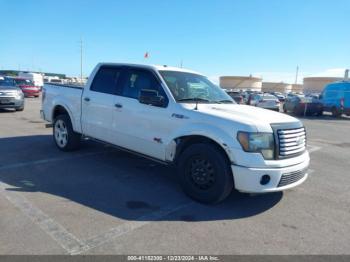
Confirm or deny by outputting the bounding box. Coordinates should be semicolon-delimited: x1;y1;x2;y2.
0;79;16;88
14;79;34;86
159;71;235;104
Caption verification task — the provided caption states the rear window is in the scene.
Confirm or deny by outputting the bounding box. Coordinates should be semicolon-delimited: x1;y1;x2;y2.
14;79;34;86
263;95;277;100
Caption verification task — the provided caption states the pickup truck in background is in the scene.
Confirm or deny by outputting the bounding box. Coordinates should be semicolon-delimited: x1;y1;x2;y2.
41;63;310;203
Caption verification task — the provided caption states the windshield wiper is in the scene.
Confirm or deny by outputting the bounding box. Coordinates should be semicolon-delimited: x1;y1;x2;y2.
216;100;234;104
177;98;211;103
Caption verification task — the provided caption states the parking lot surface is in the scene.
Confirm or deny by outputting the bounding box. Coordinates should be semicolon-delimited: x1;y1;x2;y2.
0;98;350;255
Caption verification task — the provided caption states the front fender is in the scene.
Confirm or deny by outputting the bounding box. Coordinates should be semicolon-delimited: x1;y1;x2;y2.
164;123;241;163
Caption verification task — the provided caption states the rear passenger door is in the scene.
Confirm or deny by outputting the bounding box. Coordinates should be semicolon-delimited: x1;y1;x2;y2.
81;66;123;143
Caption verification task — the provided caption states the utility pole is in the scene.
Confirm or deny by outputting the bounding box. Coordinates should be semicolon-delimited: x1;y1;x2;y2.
294;65;299;84
180;60;183;68
80;38;83;83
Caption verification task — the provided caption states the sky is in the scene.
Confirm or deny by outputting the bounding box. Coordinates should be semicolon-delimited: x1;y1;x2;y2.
0;0;349;83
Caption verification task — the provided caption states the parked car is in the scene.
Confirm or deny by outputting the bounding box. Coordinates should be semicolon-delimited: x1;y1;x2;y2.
283;95;323;116
41;63;309;204
18;72;44;89
0;77;25;111
226;90;244;104
269;92;286;102
13;78;41;97
306;93;321;100
248;93;280;111
321;81;350;117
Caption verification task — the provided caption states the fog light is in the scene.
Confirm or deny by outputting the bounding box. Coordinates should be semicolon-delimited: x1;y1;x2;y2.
260;174;270;185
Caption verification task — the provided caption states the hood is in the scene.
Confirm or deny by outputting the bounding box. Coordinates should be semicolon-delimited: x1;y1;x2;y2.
0;86;21;92
180;103;300;132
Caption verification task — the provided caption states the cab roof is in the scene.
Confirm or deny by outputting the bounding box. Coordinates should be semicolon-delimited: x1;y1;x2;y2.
98;63;204;76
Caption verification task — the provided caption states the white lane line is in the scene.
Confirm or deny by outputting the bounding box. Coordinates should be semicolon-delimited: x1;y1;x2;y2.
73;201;194;255
0;180;86;254
0;176;193;255
0;151;110;171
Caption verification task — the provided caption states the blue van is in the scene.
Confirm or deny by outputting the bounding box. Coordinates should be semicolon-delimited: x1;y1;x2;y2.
321;81;350;117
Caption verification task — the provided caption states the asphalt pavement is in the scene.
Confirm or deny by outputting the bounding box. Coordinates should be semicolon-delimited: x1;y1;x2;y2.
0;97;349;255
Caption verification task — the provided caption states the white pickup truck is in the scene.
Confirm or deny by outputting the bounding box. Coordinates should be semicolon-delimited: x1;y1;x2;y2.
41;63;310;203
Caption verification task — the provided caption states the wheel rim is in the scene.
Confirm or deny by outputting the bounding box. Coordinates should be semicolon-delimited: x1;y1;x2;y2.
54;119;68;148
188;156;216;190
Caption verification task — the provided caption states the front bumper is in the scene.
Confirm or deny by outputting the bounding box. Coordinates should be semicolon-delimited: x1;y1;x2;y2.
231;154;310;193
0;97;24;109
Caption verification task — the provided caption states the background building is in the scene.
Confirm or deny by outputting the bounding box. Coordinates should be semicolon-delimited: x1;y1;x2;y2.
219;75;262;91
262;82;292;93
291;84;303;93
303;77;343;94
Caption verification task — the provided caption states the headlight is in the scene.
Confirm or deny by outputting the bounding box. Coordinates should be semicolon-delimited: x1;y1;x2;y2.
15;90;24;99
237;131;275;160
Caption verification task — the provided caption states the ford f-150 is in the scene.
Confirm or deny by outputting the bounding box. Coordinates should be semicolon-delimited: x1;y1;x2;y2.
41;63;310;203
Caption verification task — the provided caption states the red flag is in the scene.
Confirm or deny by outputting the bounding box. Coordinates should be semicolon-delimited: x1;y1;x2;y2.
144;52;149;59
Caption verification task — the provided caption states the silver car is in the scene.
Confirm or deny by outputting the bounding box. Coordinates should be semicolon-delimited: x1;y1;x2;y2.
249;93;280;111
0;77;25;111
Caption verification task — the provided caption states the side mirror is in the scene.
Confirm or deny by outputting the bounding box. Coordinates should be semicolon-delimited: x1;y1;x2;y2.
139;89;165;107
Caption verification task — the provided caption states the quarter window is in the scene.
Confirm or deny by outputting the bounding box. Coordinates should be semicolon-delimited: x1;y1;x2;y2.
90;67;121;94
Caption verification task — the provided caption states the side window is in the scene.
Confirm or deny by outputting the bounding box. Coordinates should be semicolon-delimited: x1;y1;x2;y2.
122;69;166;100
90;67;121;94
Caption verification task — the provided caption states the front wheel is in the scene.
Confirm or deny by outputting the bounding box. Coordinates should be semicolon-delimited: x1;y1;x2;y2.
53;114;81;151
177;143;234;204
331;107;341;118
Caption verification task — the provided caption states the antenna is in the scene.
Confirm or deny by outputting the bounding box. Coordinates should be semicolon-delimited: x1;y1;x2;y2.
194;99;198;110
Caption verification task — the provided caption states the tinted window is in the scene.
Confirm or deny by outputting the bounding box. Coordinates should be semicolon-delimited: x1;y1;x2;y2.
122;69;165;99
90;67;121;94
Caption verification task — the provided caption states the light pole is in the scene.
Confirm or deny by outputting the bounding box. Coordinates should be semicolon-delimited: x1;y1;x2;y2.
80;38;83;83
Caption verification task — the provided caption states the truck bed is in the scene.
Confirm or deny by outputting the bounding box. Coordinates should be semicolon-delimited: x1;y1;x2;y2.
42;83;84;133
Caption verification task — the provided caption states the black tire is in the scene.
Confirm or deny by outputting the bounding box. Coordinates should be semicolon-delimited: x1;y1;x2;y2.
53;114;81;151
177;143;234;204
283;105;287;113
331;107;341;118
317;110;323;116
15;106;24;111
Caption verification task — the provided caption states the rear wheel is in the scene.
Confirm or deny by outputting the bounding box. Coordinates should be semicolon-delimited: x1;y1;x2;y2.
53;114;81;151
177;143;233;204
283;105;287;113
331;107;341;118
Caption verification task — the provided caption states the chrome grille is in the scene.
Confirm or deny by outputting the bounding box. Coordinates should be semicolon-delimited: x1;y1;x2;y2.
277;127;306;157
278;168;307;187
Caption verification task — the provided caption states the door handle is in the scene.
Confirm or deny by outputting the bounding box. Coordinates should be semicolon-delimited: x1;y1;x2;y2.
84;97;90;102
115;103;123;108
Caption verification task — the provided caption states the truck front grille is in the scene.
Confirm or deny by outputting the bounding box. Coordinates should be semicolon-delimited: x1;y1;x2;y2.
278;168;307;187
277;127;306;157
